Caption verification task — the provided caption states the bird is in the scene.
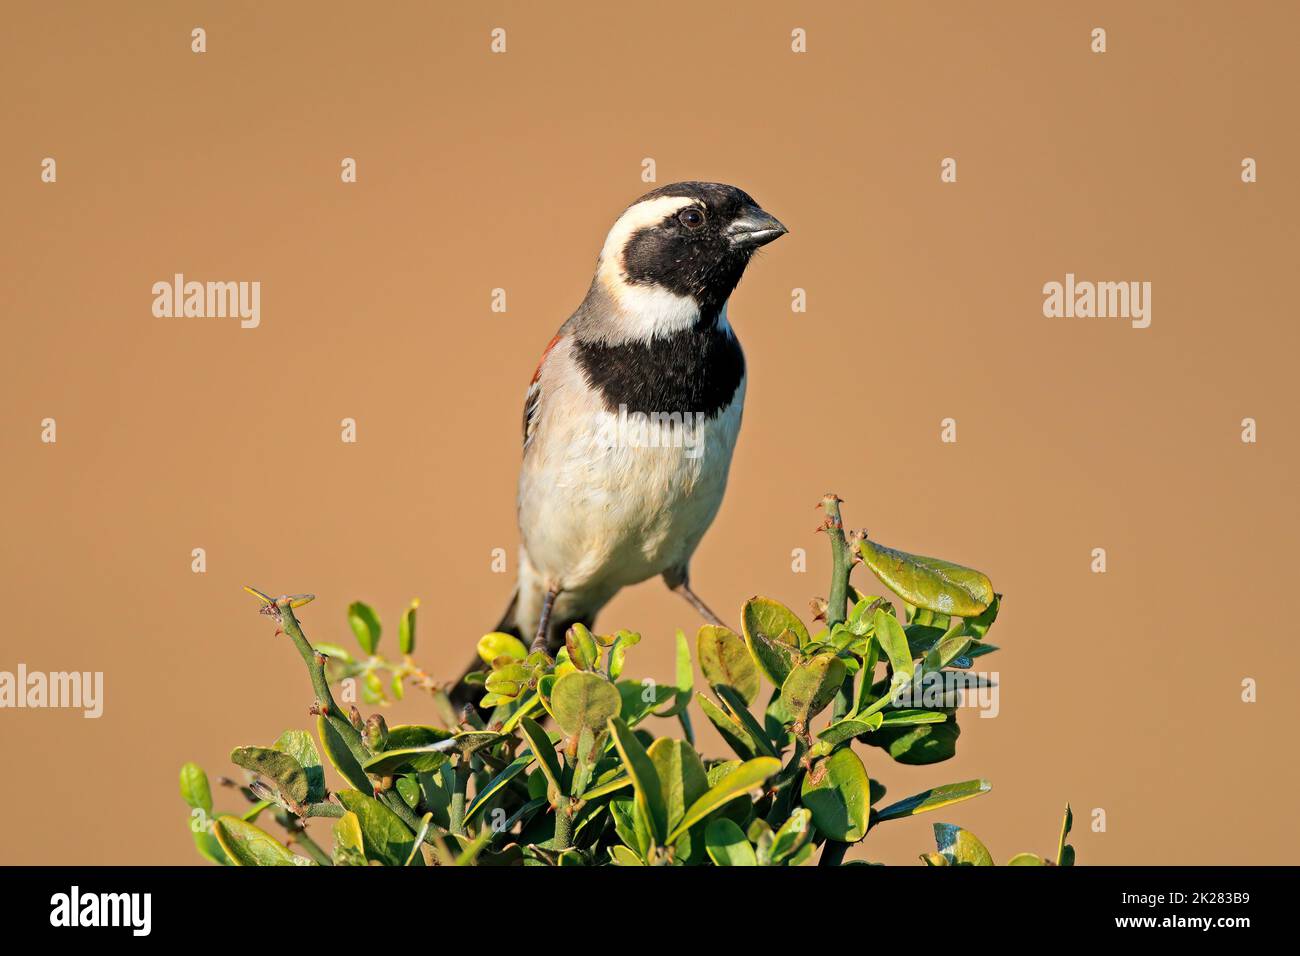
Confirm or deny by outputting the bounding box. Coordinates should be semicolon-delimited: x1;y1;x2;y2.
452;181;786;706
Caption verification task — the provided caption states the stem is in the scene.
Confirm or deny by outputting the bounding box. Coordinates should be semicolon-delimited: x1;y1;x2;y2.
552;796;574;850
279;603;368;764
819;840;849;867
292;826;333;866
822;494;851;629
276;600;445;844
449;758;471;836
822;495;856;719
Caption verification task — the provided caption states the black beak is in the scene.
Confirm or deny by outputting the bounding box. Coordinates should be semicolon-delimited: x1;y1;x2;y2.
725;205;789;250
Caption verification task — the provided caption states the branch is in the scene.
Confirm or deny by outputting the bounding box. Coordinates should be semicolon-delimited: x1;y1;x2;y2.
274;599;448;846
821;493;851;630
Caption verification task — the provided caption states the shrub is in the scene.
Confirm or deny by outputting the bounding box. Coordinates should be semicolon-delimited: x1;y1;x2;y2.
179;495;1073;866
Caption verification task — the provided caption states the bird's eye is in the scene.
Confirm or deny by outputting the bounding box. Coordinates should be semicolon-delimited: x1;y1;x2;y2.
678;207;706;230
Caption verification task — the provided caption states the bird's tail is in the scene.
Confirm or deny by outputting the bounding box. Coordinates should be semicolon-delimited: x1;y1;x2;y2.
447;589;521;712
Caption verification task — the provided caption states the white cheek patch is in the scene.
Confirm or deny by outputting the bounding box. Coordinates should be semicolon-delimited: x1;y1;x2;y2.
605;282;699;337
596;195;700;338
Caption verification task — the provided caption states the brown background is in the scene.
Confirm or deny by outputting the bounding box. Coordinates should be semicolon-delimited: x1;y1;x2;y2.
2;1;1296;865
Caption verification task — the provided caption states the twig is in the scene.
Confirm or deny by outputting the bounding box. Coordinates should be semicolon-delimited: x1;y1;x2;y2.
820;494;851;629
275;599;449;846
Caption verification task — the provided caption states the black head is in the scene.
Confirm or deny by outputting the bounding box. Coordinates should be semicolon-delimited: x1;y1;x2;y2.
600;181;787;324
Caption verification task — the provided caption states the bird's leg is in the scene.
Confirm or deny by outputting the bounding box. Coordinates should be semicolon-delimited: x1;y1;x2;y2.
664;569;727;629
529;586;560;655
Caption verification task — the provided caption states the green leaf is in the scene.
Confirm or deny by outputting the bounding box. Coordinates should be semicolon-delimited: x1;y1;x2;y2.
609;844;644;866
333;810;364;857
1057;803;1075;867
465;752;534;824
179;763;213;814
362;746;451;776
608;630;641;680
552;671;622;737
963;594;1001;639
859;539;993;618
668;756;780;844
875;778;991;822
617;680;678;727
770;808;814;864
713;685;778;758
674;629;694;696
384;724;455;750
335;789;424;866
698;694;758;760
864;714;961;765
741;597;809;685
212;815;300;866
316;716;371;793
879;709;948;727
1008;852;1046;865
647;738;709;856
477;631;527;665
815;714;883;748
518;716;565;799
399;600;418;655
934;822;994;865
851;638;881;716
705;818;758;866
313;642;353;663
609;795;650;860
443;731;504;756
580;772;632;802
273;730;326;803
405;813;434;865
395;775;420;808
230;746;309;805
801;747;870;842
780;653;847;725
485;662;532;698
191;829;230;866
607;718;668;845
347;601;382;655
565;623;599;670
872;608;915;688
923;631;973;676
697;624;760;705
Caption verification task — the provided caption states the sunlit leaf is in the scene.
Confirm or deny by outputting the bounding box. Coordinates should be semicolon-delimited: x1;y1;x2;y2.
705;818;757;866
212;815;300;866
348;601;382;655
860;539;993;618
933;822;994;866
801;747;869;842
668;756;780;844
697;625;760;705
875;778;991;823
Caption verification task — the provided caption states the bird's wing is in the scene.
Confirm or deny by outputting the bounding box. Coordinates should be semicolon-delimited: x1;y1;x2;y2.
523;332;563;448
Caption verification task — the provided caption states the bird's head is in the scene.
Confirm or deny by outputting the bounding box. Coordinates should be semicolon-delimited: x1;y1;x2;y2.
593;181;787;338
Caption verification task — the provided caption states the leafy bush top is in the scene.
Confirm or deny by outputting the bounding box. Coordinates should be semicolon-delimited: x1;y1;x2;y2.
181;497;1074;867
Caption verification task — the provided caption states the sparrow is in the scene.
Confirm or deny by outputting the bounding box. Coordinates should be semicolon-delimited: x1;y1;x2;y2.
453;182;786;704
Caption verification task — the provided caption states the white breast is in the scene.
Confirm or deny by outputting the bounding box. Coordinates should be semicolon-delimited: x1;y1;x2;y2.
518;345;745;601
